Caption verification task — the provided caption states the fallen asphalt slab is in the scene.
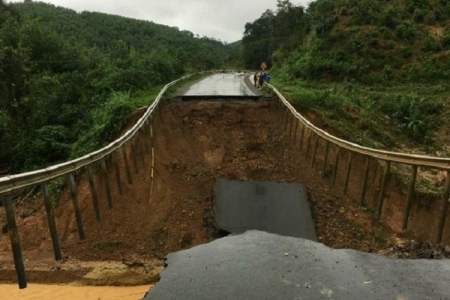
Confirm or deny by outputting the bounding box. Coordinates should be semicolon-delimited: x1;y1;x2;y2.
144;230;450;300
213;179;317;241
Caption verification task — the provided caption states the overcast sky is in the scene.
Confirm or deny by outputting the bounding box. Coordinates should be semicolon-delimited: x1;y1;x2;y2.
8;0;311;43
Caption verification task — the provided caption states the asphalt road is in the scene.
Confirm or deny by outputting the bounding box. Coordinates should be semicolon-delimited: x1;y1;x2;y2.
144;231;450;300
179;72;261;97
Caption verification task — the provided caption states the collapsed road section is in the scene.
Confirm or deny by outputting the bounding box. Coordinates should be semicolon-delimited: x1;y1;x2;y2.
2;73;431;291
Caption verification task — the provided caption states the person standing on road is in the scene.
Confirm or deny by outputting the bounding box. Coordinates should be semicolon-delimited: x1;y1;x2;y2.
253;72;258;87
258;72;264;88
262;72;267;82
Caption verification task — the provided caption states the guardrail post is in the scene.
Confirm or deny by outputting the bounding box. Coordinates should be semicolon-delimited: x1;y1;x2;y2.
42;184;62;261
142;127;150;155
151;146;155;183
149;121;155;163
376;161;391;219
112;151;123;196
436;171;450;243
402;165;418;230
157;104;164;125
101;158;113;209
121;145;132;184
139;130;147;161
323;141;330;176
360;156;370;206
87;166;101;221
149;124;156;204
281;105;289;121
3;196;27;289
293;119;299;141
289;114;295;138
147;122;153;154
135;135;144;165
344;152;353;195
150;119;154;146
332;147;341;186
311;135;319;169
284;109;290;131
131;141;139;174
139;131;147;164
67;174;86;240
305;130;312;158
277;98;283;116
299;125;306;152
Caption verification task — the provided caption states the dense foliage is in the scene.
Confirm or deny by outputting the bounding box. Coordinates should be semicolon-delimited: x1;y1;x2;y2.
243;0;450;83
242;0;450;152
0;1;231;173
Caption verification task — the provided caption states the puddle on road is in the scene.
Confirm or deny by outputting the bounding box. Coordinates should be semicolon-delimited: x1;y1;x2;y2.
0;284;151;300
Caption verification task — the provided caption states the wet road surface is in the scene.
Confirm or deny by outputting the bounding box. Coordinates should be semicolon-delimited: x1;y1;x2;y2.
179;73;261;98
145;231;450;300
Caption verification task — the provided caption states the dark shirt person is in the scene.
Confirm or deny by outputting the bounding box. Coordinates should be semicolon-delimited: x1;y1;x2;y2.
258;73;264;87
262;72;267;82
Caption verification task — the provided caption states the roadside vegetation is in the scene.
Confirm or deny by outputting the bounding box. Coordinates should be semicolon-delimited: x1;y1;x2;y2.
0;1;232;174
240;0;450;156
272;79;447;153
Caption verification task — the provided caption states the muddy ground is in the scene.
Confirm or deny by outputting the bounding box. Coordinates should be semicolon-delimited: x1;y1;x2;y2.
0;98;448;286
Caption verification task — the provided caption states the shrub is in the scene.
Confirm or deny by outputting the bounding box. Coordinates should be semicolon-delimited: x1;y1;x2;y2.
401;46;412;58
377;94;442;142
395;23;416;40
383;65;393;80
423;35;441;52
291;89;318;110
441;31;450;49
380;8;399;29
384;40;395;50
424;11;436;24
71;91;134;158
348;37;364;52
413;9;425;22
24;126;71;171
379;26;393;39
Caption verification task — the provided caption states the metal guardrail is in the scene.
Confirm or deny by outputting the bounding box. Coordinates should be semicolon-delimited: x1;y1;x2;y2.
0;75;191;195
0;75;191;289
267;83;450;247
269;85;450;169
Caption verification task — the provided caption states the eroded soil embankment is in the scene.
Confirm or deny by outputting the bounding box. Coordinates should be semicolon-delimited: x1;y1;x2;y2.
0;98;425;285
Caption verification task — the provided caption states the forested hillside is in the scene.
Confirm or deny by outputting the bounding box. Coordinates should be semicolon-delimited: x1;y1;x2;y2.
242;0;450;154
14;1;231;71
243;0;450;83
0;1;231;174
